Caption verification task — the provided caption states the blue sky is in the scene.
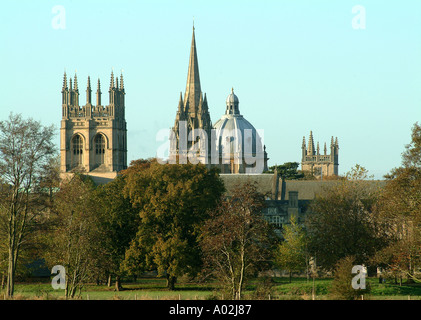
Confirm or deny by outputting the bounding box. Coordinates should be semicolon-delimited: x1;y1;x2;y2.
0;0;420;179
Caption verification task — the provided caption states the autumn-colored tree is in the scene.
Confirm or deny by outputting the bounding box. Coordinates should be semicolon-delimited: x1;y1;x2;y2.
274;215;308;283
306;165;389;271
121;160;224;290
372;123;421;283
45;174;98;298
402;122;421;169
200;182;275;300
0;113;56;298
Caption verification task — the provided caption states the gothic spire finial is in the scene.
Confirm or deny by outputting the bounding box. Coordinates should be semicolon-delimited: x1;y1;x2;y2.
120;71;124;90
74;72;78;91
307;131;315;155
96;78;102;106
110;70;115;89
86;76;92;104
62;71;68;90
185;26;201;111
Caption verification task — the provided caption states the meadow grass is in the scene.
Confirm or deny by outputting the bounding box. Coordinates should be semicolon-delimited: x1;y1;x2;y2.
2;276;421;300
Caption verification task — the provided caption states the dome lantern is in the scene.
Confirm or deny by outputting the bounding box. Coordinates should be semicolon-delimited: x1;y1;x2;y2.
225;87;240;115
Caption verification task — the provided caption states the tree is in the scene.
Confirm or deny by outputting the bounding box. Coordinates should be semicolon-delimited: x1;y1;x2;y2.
0;113;56;298
90;175;139;291
46;174;98;298
265;162;305;180
329;256;370;300
274;215;308;283
372;124;421;283
402;122;421;169
200;182;275;300
306;165;389;270
121;160;225;290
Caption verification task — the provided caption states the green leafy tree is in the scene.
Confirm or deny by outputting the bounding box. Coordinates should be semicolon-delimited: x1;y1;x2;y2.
266;162;305;180
90;175;139;290
274;215;308;283
121;160;224;290
329;256;370;300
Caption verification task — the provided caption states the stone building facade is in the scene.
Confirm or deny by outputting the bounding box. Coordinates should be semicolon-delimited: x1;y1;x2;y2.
60;71;127;184
301;131;339;178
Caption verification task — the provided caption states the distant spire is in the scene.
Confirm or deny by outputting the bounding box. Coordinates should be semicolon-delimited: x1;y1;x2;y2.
317;141;320;155
302;136;306;148
116;76;119;90
307;131;315;155
69;77;73;91
86;76;92;104
331;136;334;147
324;142;327;155
335;137;339;147
62;71;68;90
178;92;184;110
120;72;124;90
96;78;102;106
74;73;78;91
110;70;115;89
185;26;201;112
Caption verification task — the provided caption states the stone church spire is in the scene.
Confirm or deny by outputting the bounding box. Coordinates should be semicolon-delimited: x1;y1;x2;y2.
170;26;212;165
185;26;201;114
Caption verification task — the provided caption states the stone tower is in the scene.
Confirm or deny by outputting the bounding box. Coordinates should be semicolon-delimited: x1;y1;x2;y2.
60;71;127;184
169;26;212;165
301;131;338;177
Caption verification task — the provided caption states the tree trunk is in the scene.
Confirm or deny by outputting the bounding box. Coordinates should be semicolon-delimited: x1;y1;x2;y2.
115;275;123;291
166;275;176;290
107;274;112;287
5;247;17;298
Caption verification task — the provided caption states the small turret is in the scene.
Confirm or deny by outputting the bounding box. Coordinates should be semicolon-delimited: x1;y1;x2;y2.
110;70;115;90
86;76;92;104
96;78;101;106
120;72;124;91
61;71;68;105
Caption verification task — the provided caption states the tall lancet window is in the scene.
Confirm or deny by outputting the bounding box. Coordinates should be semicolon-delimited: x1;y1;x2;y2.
95;134;106;166
71;134;83;168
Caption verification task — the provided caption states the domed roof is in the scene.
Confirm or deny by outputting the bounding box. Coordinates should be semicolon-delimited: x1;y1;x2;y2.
213;89;263;157
226;87;239;105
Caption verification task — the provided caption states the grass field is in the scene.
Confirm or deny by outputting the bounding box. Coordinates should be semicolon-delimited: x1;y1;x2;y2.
3;276;421;300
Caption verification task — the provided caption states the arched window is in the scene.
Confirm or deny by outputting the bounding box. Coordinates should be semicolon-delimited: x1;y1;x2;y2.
71;134;83;168
94;134;106;166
